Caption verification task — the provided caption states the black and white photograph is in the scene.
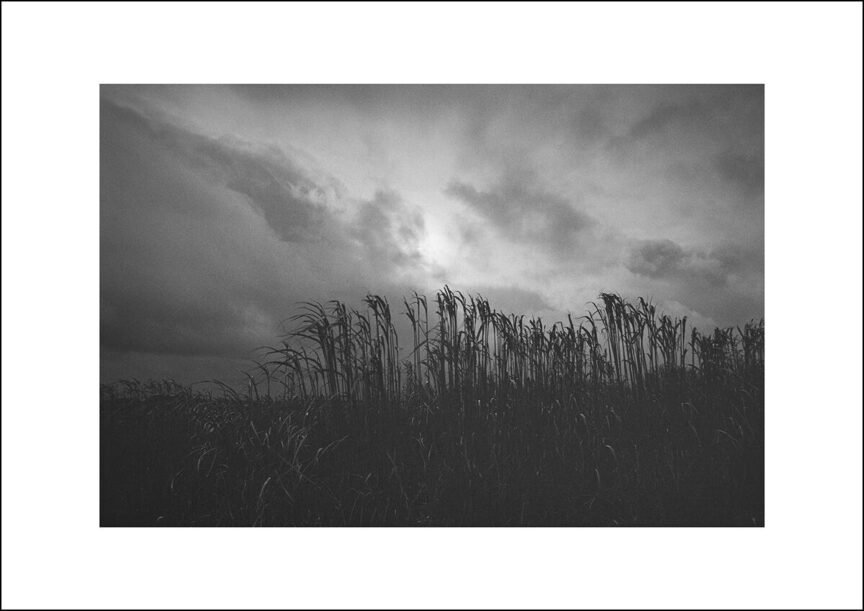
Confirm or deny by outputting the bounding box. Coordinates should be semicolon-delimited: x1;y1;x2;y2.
2;2;861;609
100;83;766;527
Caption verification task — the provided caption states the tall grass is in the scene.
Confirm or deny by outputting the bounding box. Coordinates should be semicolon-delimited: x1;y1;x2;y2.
264;288;763;404
101;288;764;526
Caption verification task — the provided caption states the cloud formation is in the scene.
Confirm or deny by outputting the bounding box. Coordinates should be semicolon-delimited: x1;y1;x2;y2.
352;189;426;268
625;238;734;288
444;170;595;255
101;85;764;384
101;97;433;377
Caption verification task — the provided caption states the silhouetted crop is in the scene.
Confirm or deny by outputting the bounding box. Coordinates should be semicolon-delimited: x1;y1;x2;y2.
101;288;764;526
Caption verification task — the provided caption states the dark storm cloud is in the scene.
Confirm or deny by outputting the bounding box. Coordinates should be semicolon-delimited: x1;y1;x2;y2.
444;171;595;255
101;103;287;359
103;99;338;244
626;239;687;279
196;142;330;243
625;238;755;288
101;96;429;367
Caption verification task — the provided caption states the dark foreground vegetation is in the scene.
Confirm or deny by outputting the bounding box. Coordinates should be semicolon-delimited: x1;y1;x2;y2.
101;289;764;526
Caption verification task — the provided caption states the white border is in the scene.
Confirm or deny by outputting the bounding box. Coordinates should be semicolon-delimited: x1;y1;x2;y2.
2;2;862;609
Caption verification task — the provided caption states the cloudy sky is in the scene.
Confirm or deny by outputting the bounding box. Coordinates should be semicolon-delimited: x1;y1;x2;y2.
100;84;763;383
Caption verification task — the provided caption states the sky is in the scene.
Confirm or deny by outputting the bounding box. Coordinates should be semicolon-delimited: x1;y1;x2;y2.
100;85;764;384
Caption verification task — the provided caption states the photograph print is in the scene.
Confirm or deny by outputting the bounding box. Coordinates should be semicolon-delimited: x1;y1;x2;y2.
100;84;764;527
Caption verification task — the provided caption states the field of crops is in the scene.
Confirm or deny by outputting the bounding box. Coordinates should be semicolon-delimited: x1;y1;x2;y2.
101;288;764;526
